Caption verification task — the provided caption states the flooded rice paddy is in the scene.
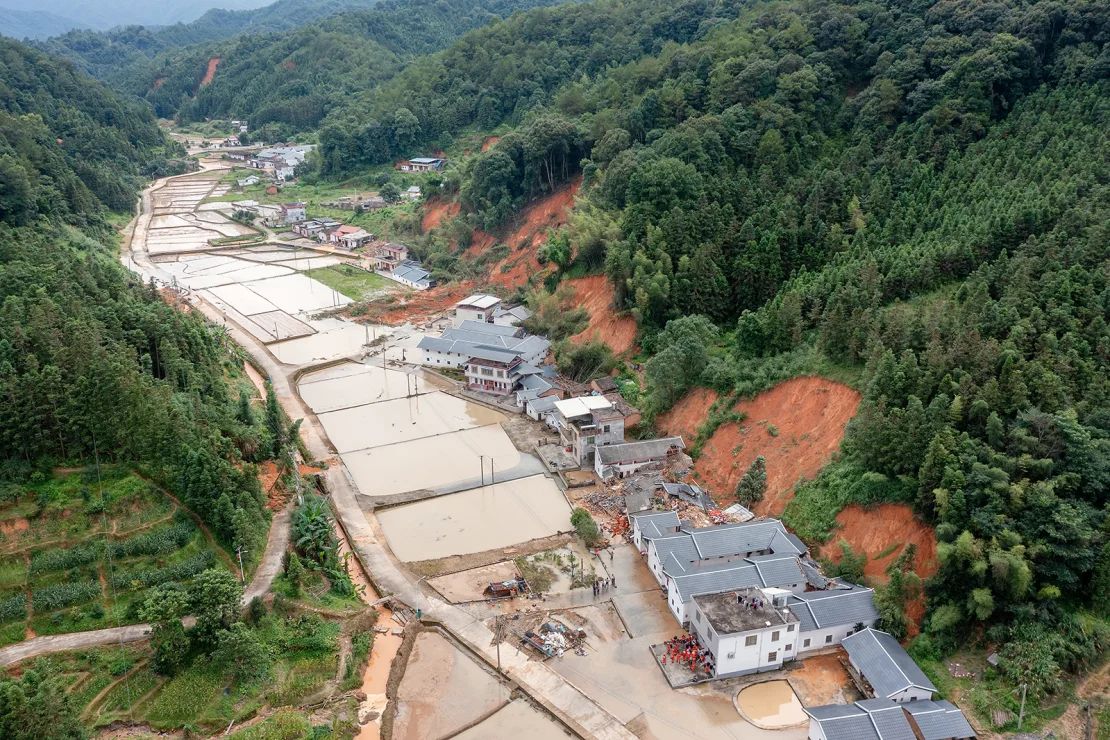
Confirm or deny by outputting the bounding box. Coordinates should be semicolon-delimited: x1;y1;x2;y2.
343;425;530;498
390;631;509;740
736;680;806;728
376;475;571;561
455;699;572;739
316;391;504;453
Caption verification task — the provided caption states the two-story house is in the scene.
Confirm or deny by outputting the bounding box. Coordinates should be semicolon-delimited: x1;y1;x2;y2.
552;396;626;466
687;587;801;677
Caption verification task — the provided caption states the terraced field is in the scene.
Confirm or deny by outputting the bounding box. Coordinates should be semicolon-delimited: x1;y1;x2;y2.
0;468;233;644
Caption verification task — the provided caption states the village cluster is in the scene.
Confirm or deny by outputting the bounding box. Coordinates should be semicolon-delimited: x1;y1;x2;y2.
411;295;976;740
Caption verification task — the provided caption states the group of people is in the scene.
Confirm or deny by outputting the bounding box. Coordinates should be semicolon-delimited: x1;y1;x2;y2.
592;575;616;596
659;633;715;677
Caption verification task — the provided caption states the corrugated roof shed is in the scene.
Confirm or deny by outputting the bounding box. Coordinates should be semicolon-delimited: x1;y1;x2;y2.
457;293;501;309
843;629;936;700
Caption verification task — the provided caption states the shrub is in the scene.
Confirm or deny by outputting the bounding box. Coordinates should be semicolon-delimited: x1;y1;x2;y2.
570;508;602;547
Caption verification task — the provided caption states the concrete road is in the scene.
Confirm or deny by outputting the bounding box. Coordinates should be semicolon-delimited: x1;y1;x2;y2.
122;168;637;740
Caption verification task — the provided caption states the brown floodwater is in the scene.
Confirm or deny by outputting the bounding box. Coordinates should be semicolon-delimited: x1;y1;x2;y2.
333;522;404;740
376;474;572;561
735;680;806;728
342;425;522;498
315;391;505;453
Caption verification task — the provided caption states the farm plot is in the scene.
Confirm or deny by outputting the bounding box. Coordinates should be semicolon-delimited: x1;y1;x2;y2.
0;468;231;644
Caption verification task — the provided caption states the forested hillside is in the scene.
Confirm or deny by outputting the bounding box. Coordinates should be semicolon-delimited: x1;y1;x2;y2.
0;39;186;222
375;0;1106;689
0;38;271;566
38;0;567;140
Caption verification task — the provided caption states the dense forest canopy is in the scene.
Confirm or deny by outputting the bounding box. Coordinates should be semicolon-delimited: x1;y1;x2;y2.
37;0;569;139
0;37;270;566
341;0;1106;675
0;39;186;222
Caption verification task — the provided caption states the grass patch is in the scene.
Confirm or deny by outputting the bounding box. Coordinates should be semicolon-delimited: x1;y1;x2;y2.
228;709;313;739
143;667;230;729
305;265;396;301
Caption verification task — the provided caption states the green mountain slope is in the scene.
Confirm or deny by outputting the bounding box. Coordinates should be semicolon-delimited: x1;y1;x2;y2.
0;36;271;575
370;0;1106;684
36;0;567;139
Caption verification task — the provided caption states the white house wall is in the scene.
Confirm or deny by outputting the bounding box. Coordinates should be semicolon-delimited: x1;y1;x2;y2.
797;619;876;657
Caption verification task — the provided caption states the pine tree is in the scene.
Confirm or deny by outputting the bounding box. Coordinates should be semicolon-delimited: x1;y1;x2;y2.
735;456;767;507
237;389;254;426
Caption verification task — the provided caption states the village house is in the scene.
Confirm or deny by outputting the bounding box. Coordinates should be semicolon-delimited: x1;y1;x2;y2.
515;372;557;411
328;224;373;249
453;294;502;326
595;436;685;479
403;185;422;200
225;150;250;161
806;698;976;740
688;588;801;677
552;396;626;466
383;260;434;290
292;218;341;239
398;157;446;172
524;394;560;425
417;321;550;368
366;241;408;271
280;202;306;224
237;174;260;187
250;145;313;181
842;628;937;703
628;510;683;552
492;303;533;327
464;352;543;396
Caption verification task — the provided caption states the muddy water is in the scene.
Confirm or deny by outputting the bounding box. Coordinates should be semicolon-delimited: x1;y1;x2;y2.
297;364;417;413
343;425;524;498
316;391;505;453
390;631;507;740
454;699;569;739
377;474;572;561
333;522;403;740
736;680;806;728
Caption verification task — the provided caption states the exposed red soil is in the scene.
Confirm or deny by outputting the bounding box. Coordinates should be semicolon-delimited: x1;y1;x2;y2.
682;377;861;516
825;504;938;582
484;176;582;290
281;59;296;71
823;503;938;636
481;136;501;152
151;77;165;91
367;280;479;326
657;387;720;442
200;57;220;87
421;197;460;233
566;274;638;355
0;518;29;535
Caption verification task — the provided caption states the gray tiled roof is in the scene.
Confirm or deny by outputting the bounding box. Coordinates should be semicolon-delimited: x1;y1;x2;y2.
596;437;684;465
671;563;763;603
807;699;919;740
630;511;681;540
855;699;917;740
457;320;522;337
527;395;558;413
843;629;936;699
651;535;700;571
686;520;790;558
747;554;805;587
787;585;878;632
800;560;829;589
903;700;976;739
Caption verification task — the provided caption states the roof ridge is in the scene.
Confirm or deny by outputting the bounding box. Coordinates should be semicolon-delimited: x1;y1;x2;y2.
865;629;922;695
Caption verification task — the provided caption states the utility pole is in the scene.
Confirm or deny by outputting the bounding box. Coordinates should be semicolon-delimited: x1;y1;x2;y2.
490;457;494;485
480;455;485;486
495;616;503;677
1018;683;1027;729
236;545;247;583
